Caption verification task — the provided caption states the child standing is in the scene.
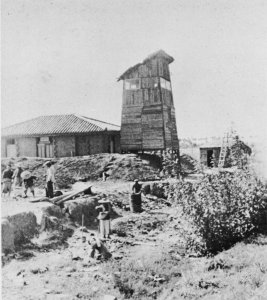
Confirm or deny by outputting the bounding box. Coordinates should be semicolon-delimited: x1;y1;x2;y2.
23;175;37;198
95;200;112;239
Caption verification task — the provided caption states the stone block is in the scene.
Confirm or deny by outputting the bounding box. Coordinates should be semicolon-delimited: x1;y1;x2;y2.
1;218;15;253
7;212;38;245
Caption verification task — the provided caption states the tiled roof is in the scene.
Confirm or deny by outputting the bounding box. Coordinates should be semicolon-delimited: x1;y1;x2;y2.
2;114;120;137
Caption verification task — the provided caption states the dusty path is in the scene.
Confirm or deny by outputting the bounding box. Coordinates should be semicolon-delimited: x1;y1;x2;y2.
3;180;267;300
2;180;176;299
2;208;178;300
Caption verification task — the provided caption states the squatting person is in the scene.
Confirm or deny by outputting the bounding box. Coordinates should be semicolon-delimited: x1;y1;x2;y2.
88;233;112;260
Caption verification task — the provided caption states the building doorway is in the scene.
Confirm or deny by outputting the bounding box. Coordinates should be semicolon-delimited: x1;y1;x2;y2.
109;136;115;153
6;139;16;157
207;150;214;167
37;137;54;158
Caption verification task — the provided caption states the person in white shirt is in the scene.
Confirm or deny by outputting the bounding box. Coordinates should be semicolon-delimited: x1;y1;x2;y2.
44;161;55;198
50;161;57;190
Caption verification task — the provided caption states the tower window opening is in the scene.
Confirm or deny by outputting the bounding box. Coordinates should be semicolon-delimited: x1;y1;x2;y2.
160;77;171;91
124;79;140;90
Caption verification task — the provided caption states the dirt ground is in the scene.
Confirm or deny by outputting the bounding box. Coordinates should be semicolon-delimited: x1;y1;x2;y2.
1;180;176;299
2;179;267;300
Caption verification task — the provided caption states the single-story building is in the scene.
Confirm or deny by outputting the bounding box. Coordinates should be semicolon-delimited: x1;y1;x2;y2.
200;137;252;168
1;114;120;158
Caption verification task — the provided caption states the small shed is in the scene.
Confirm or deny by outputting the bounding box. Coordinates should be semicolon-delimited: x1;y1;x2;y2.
1;114;120;158
200;137;252;168
200;142;221;168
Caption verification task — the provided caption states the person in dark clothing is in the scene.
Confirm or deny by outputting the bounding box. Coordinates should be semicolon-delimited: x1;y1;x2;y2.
2;164;13;197
23;175;37;198
130;179;143;212
132;179;142;194
88;234;112;260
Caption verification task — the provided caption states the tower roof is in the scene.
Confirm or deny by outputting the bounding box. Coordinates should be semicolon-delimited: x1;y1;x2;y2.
118;50;174;81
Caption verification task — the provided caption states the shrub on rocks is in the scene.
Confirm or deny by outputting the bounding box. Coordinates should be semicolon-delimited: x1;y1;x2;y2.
142;184;151;195
150;182;169;199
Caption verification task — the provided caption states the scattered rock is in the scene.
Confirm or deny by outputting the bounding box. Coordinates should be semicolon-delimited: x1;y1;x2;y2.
198;279;220;289
17;269;26;276
103;295;117;300
113;254;123;260
153;276;166;283
30;266;49;274
65;267;76;273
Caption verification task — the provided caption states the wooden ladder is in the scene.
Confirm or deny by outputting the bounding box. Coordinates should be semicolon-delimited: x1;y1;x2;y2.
218;127;237;168
218;133;229;168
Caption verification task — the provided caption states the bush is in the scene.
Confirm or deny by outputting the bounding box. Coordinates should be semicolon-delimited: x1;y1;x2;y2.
167;169;267;253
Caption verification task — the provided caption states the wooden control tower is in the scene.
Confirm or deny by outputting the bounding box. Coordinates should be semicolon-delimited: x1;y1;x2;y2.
118;50;179;152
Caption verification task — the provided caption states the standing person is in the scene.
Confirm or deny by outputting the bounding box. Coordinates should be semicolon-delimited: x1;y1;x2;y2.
23;175;37;198
130;179;142;213
50;161;57;190
95;200;112;239
12;165;23;187
2;163;13;198
132;179;142;194
44;161;55;198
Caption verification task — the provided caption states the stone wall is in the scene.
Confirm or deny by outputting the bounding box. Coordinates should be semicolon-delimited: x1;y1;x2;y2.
17;137;37;157
1;138;7;157
75;133;120;156
75;136;90;156
55;136;76;157
114;134;121;153
2;132;121;158
88;135;104;154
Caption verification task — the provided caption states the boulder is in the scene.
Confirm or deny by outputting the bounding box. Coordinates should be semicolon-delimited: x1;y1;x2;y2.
42;205;64;219
1;218;15;253
7;212;38;246
64;197;99;227
103;295;117;300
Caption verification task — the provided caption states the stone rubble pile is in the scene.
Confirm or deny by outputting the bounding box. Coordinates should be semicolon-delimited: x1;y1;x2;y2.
2;153;163;189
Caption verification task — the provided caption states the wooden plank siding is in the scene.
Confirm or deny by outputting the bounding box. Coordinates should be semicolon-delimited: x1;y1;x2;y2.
120;52;179;152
